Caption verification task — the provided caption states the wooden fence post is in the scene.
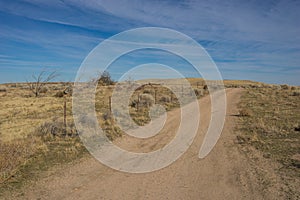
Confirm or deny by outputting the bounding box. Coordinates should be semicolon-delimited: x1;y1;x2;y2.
154;89;157;104
109;96;112;114
137;94;140;111
63;98;67;135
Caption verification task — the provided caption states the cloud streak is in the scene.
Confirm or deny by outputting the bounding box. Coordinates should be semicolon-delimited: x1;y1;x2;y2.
0;0;299;85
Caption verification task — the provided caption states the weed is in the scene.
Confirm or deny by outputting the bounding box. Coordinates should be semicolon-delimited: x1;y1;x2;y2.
54;91;64;98
0;88;7;92
281;84;290;90
239;108;253;117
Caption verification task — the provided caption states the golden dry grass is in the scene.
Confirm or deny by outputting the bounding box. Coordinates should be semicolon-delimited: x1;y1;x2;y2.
0;83;79;188
0;79;206;186
237;85;300;198
1;78;298;194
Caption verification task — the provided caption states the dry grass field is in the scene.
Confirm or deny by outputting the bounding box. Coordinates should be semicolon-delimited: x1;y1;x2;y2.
0;82;85;191
0;78;299;199
0;78;207;189
236;84;300;198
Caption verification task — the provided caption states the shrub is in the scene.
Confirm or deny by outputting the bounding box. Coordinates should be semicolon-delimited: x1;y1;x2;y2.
35;120;77;139
194;89;203;97
130;99;138;108
0;137;41;183
54;91;64;98
39;87;48;94
0;87;7;92
9;83;17;88
143;89;152;94
280;84;290;90
295;124;300;132
239;108;253;117
292;91;300;96
160;95;171;103
97;71;114;86
139;94;154;107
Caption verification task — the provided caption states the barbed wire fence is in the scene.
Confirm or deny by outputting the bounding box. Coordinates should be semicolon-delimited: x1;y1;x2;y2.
0;81;217;137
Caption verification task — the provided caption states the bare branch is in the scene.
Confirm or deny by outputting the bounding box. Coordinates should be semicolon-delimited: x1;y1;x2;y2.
26;70;59;97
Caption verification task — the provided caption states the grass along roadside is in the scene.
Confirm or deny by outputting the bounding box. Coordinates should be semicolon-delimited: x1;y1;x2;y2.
237;86;300;198
0;78;265;194
0;124;87;196
0;79;208;193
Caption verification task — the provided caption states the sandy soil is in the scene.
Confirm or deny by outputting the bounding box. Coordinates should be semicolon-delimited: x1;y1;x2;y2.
5;88;280;200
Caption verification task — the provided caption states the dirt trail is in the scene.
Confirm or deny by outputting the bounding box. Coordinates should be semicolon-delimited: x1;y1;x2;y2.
7;88;273;199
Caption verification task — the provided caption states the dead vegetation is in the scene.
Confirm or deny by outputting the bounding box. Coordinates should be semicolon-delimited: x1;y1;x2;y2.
237;85;300;198
0;78;210;189
4;77;295;196
0;82;82;191
26;70;59;97
0;120;86;192
239;108;253;117
0;136;43;184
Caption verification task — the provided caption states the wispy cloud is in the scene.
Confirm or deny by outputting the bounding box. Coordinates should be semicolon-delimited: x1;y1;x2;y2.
0;0;299;84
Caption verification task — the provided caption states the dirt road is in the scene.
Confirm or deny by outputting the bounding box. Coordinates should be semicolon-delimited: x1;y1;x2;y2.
7;88;276;199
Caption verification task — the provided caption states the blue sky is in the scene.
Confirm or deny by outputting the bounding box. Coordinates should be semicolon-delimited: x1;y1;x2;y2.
0;0;299;85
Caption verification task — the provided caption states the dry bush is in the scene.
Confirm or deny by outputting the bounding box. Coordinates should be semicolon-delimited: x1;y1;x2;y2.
52;86;61;91
130;99;138;108
272;85;281;90
143;89;152;94
54;91;64;98
291;154;300;168
97;71;114;86
0;87;7;92
139;94;154;107
292;91;300;96
9;83;17;88
0;137;42;183
34;119;77;139
239;108;253;117
295;124;300;132
280;84;290;90
194;88;203;97
160;95;171;103
39;87;48;94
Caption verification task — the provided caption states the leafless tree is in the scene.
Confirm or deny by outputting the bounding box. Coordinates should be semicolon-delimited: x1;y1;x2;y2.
97;71;114;86
26;70;58;97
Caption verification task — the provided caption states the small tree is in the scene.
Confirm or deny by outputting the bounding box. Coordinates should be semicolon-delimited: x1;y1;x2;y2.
27;70;58;97
98;71;114;86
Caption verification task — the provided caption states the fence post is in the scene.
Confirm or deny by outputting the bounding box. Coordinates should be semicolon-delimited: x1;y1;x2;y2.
154;88;157;104
137;94;140;111
63;98;67;135
109;96;112;114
